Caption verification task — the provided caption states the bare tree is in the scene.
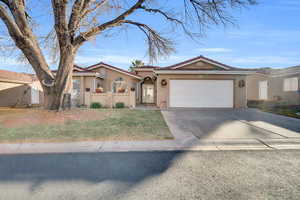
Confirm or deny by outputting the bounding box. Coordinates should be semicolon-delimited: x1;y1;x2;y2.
0;0;256;110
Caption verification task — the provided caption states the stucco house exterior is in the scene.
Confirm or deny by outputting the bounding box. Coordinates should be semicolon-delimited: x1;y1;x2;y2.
1;56;253;109
0;69;43;107
134;56;251;109
67;63;141;107
246;66;300;105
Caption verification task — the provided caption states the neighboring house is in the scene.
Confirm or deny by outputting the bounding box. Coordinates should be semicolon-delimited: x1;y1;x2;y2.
0;69;43;107
134;56;251;109
247;66;300;105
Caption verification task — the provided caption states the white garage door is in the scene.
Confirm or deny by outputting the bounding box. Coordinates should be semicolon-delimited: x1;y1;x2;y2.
169;80;234;108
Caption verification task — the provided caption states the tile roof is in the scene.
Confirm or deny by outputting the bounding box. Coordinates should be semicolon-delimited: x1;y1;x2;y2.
0;69;33;83
162;55;236;70
85;62;142;79
134;65;161;69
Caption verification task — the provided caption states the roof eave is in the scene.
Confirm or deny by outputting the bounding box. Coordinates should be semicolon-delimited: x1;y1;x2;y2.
0;78;32;84
153;70;255;75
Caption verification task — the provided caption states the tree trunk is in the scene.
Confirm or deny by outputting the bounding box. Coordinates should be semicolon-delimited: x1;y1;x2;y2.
43;47;75;111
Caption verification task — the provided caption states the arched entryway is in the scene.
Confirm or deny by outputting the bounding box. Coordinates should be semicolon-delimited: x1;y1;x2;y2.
141;76;155;104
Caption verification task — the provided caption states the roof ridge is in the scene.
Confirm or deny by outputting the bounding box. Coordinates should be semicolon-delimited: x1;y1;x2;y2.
162;55;237;70
85;62;142;78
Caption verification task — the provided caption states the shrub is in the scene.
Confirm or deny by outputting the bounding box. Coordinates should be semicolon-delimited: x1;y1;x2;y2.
90;102;102;109
115;102;125;108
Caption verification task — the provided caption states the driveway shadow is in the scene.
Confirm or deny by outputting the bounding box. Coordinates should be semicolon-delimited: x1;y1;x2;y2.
165;109;300;140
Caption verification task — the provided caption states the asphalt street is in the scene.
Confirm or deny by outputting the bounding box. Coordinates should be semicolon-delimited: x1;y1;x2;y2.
0;150;299;200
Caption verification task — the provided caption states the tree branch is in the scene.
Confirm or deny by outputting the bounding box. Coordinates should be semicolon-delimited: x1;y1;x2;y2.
73;0;146;46
81;0;108;19
68;0;91;38
139;6;183;24
122;20;175;62
51;0;70;48
0;2;54;83
0;4;23;39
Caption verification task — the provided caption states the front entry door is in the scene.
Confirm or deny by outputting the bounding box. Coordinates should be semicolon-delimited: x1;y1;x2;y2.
142;84;154;103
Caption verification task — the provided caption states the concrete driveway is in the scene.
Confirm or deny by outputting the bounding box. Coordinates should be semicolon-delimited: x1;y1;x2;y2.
163;109;300;140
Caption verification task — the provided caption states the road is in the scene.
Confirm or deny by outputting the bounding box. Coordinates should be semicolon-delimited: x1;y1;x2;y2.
0;150;299;200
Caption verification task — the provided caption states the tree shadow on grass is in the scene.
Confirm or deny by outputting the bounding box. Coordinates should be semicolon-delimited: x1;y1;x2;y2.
0;151;182;199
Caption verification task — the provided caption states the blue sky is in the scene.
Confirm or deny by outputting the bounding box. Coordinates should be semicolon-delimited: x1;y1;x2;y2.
1;0;300;73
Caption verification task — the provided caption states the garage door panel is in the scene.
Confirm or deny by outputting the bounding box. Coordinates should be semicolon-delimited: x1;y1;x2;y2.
170;80;233;108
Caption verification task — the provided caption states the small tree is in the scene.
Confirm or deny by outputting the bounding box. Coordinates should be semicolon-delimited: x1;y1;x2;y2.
0;0;256;110
129;59;145;72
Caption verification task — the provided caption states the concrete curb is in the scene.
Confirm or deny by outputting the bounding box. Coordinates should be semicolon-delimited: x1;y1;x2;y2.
3;138;300;154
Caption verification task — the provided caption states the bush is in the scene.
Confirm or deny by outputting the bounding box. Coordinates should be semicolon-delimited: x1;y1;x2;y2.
115;102;125;108
90;102;102;109
247;100;278;109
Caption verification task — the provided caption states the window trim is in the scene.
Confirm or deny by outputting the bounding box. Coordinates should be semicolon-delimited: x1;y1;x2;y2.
283;77;298;92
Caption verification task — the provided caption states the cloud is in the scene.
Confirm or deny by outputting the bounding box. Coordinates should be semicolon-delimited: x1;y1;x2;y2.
198;48;232;53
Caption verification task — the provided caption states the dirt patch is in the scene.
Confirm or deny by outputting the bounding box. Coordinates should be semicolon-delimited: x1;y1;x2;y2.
0;108;112;128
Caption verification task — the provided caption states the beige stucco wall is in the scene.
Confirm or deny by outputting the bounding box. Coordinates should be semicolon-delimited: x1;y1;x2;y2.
268;75;300;105
74;67;140;106
246;73;268;101
156;74;247;109
246;73;300;105
135;70;155;78
91;67;140;92
0;81;31;107
85;91;136;108
178;61;220;70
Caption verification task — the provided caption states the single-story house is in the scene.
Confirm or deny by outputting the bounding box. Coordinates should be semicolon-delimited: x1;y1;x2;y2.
1;56;253;109
134;56;252;109
247;65;300;105
0;69;43;107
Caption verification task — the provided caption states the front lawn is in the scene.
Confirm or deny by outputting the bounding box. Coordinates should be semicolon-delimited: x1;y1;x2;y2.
248;101;300;119
261;107;300;119
0;108;173;143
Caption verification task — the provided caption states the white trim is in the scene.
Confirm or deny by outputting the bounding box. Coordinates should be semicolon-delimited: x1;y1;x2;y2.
259;80;268;100
154;70;254;75
93;78;96;92
271;71;300;77
283;77;298;91
73;66;85;72
73;72;104;78
87;63;142;80
31;85;40;104
170;57;230;70
253;72;269;77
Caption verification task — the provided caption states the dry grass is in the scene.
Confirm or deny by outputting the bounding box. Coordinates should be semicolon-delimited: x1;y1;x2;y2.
0;108;173;143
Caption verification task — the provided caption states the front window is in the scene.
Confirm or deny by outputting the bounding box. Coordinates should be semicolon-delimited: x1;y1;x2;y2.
112;77;127;93
284;77;298;91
